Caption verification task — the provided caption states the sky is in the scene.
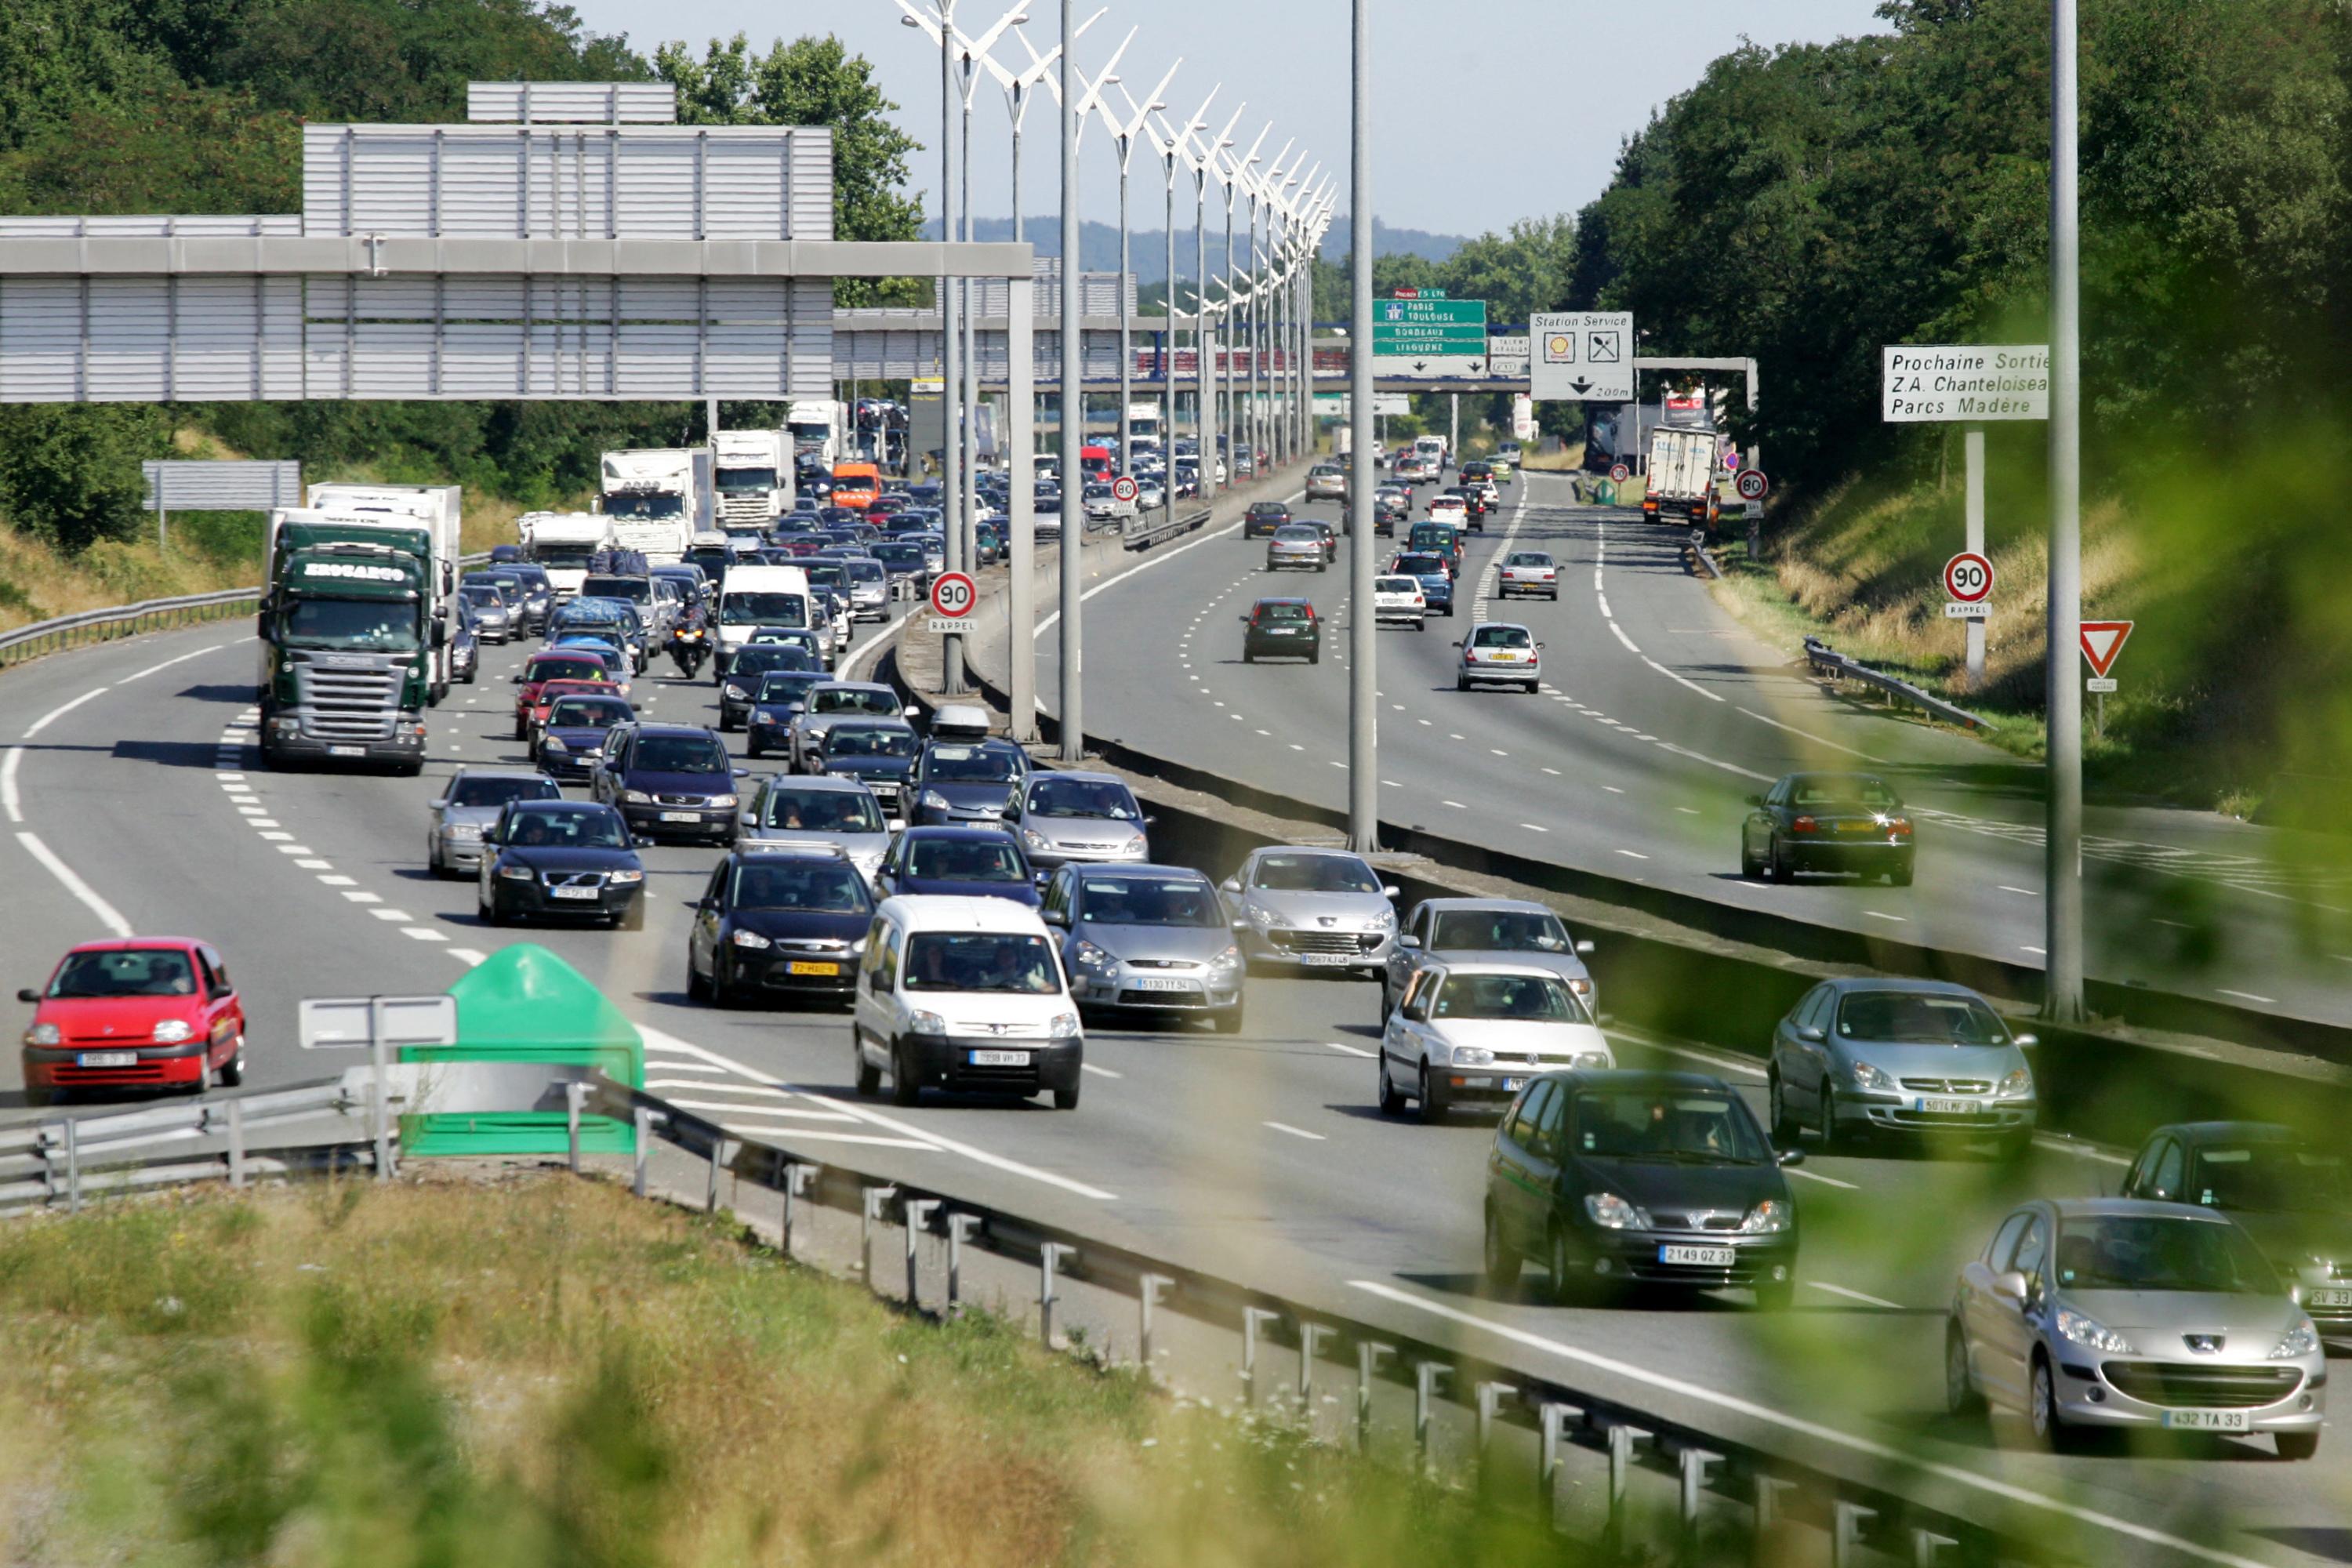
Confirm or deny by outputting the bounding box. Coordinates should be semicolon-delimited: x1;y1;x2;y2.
561;0;1892;240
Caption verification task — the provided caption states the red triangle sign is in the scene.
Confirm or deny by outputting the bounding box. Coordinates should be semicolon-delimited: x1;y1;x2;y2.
2079;620;2133;678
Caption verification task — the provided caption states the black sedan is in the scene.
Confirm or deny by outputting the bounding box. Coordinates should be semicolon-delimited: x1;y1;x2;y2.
477;800;646;930
746;670;826;760
685;848;874;1007
1484;1069;1802;1310
719;644;822;731
589;723;746;846
815;720;921;818
1740;771;1915;887
535;694;633;782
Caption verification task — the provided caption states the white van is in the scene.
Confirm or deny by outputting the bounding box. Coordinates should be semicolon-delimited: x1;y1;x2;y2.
853;895;1084;1109
715;562;812;673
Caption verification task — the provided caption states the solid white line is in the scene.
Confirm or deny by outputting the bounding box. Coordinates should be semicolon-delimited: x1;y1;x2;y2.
1323;1040;1377;1058
15;831;133;937
1639;654;1726;703
1263;1120;1326;1141
115;643;224;684
1864;910;1909;924
1346;1280;2279;1568
1608;621;1642;655
22;687;108;739
1614;849;1649;860
1739;706;1878;760
718;1126;942;1151
1998;885;2039;897
1784;1165;1860;1190
0;748;20;825
659;1098;858;1123
2217;988;2276;1005
2035;1135;2132;1167
1080;1062;1123;1079
1806;1279;1902;1309
1610;1033;1769;1080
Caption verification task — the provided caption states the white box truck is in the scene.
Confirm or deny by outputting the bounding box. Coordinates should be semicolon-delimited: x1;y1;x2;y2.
598;449;707;564
786;401;848;467
711;429;792;533
517;512;616;596
1642;427;1722;531
304;483;462;701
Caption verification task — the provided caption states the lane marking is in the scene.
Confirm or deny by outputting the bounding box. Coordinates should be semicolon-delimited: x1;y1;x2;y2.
1806;1279;1902;1309
0;747;22;824
1998;885;2039;897
1323;1040;1377;1058
115;644;224;684
2036;1136;2131;1167
15;831;135;936
1784;1166;1860;1190
1263;1120;1327;1142
718;1126;942;1151
1614;849;1649;860
22;687;108;739
2217;988;2276;1005
402;927;447;942
1346;1279;2282;1568
1739;706;1877;761
1080;1062;1123;1080
1864;910;1909;924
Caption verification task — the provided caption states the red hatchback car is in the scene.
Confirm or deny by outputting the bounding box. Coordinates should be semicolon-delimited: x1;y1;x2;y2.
17;939;247;1105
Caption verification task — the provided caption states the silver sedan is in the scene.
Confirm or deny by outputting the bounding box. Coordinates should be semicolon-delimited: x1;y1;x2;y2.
1265;525;1328;573
1221;846;1399;976
1044;864;1244;1031
428;766;561;877
1497;551;1559;601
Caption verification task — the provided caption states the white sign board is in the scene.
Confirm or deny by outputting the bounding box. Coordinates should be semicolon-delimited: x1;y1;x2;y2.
1487;336;1530;381
299;995;458;1050
1381;356;1490;380
1372;392;1411;416
1881;345;2049;423
1530;312;1635;401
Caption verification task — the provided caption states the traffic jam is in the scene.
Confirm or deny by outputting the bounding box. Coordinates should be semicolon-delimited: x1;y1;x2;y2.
14;454;2335;1466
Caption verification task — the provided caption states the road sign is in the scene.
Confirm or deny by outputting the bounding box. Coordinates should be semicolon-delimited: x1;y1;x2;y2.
1381;355;1492;379
929;572;978;619
2085;677;2118;694
1530;311;1635;401
1110;476;1139;504
1485;335;1530;380
1609;462;1631;483
1372;297;1488;361
299;995;457;1050
1735;469;1770;502
1944;551;1994;603
1723;449;1742;471
2079;619;2133;677
1882;345;2050;423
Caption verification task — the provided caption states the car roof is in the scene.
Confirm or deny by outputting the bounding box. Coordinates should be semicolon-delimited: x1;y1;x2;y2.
1251;596;1313;608
506;798;615;815
1030;768;1124;786
60;937;204;955
1414;897;1555;916
627;722;723;740
1542;1069;1733;1094
2151;1122;2307;1147
761;773;872;793
727;844;852;864
1070;861;1206;882
449;765;554;782
1823;976;1986;1000
1428;960;1578;982
811;681;895;695
2039;1197;2244;1221
903;824;1019;842
878;893;1051;934
1250;844;1367;861
1780;771;1894;788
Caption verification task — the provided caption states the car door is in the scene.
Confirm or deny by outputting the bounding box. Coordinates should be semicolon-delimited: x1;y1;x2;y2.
1386;904;1429;1010
590;727;626;806
1490;1079;1554;1250
689;862;730;985
2142;1138;2187;1203
1961;1210;2034;1406
1775;987;1829;1117
1769;985;1820;1101
1983;1208;2051;1407
195;947;239;1065
1385;966;1441;1087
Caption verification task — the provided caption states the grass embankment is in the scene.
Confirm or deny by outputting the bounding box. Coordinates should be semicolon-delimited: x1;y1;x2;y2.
0;1174;1553;1566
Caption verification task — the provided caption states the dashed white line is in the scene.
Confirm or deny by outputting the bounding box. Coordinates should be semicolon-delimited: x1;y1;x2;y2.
1998;885;2039;897
1806;1279;1901;1308
1863;910;1909;924
1080;1062;1123;1080
2217;989;2277;1006
1614;849;1648;860
1263;1120;1327;1142
1323;1040;1377;1058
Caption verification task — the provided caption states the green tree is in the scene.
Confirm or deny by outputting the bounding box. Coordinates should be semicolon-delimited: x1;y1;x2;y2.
0;406;171;553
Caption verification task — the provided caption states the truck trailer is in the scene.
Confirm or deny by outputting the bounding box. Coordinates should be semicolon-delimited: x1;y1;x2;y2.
1642;427;1722;531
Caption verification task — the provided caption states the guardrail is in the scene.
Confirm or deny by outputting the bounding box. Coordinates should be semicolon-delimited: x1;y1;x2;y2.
1123;506;1215;551
581;1073;2034;1568
1803;636;1990;731
0;550;498;673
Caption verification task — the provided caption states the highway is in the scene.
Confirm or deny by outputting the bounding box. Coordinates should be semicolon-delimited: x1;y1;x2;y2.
1029;468;2352;1030
2;599;2347;1566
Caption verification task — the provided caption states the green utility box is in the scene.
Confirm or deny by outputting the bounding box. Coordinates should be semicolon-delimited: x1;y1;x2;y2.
400;944;644;1156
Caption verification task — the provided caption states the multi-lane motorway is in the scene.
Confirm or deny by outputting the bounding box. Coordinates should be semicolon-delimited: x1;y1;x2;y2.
1032;468;2352;1030
1;512;2347;1566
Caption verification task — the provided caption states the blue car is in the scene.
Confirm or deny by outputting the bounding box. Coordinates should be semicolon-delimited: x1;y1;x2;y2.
1390;551;1455;616
872;826;1040;908
535;693;634;782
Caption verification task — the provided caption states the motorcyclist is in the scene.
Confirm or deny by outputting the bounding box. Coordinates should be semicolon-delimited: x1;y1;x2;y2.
669;592;711;678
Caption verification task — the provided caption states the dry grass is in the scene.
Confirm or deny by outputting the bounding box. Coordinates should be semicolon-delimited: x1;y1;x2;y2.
0;1174;1554;1568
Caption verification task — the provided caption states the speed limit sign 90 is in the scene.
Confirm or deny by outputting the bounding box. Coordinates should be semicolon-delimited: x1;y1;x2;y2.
930;572;977;619
1944;552;1994;603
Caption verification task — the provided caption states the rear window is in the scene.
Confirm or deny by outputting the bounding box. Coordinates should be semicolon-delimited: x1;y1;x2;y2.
1375;576;1421;594
908;837;1027;884
760;787;884;834
547;699;631;729
731;860;871;914
1471;626;1533;649
811;688;902;717
826;726;917;759
924;743;1024;783
1255;603;1312;622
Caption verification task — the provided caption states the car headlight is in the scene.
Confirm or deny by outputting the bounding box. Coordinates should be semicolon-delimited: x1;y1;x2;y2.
441;822;486;841
1850;1059;1895;1091
724;684;748;699
1072;940;1115;973
543;736;568;752
908;1010;947;1036
1585;1192;1649;1231
498;863;535;880
1573;1049;1613;1069
1207;945;1243;976
1566;976;1593;996
1247;905;1276;931
1049;1011;1082;1040
706;795;737;810
1738;1200;1792;1235
151;1018;194;1044
1447;1045;1495;1066
920;790;951;811
2056;1309;2135;1355
1022;827;1052;852
731;929;772;949
621;789;653;805
2271;1319;2321;1359
607;869;644;884
1998;1067;2034;1100
754;710;776;725
24;1022;60;1047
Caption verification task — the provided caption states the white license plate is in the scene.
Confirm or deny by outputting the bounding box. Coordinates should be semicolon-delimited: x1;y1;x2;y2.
1658;1245;1736;1268
2308;1288;2352;1308
328;745;365;757
1501;1076;1525;1092
1916;1097;1976;1116
659;811;702;822
2161;1410;2251;1432
76;1051;138;1068
1129;978;1192;992
967;1049;1030;1066
1298;953;1356;966
550;886;601;900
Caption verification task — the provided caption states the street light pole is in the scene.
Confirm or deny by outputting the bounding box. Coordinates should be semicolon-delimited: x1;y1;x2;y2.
1347;0;1377;855
937;2;964;691
1057;0;1085;761
2045;0;2084;1022
1109;63;1179;494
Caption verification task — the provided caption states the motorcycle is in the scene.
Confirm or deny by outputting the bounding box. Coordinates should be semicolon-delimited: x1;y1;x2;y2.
670;625;709;679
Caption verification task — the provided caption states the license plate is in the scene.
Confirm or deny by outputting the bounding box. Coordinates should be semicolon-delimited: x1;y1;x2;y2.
1836;820;1878;833
2161;1410;2251;1432
1658;1245;1736;1268
659;811;701;822
1501;1076;1525;1092
328;745;364;757
1916;1097;1976;1116
1270;626;1298;635
550;886;601;900
968;1049;1030;1066
2308;1289;2352;1308
1492;652;1523;661
1129;977;1191;992
786;961;840;977
1299;953;1356;966
76;1051;138;1068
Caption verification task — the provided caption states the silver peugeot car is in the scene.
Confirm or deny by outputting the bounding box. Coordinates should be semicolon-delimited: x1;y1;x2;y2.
1266;525;1328;573
1949;1198;2324;1458
1766;978;2037;1159
1220;846;1399;977
427;766;561;877
737;774;894;887
1044;863;1244;1032
1008;771;1151;874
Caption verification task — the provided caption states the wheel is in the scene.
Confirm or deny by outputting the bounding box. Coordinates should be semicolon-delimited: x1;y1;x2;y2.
22;1086;51;1109
1482;1203;1522;1291
194;1057;216;1096
1766;839;1789;883
484;889;510;927
1243;649;1255;663
890;1041;920;1107
854;1034;881;1096
619;897;645;932
1889;861;1915;888
1523;681;1539;695
2278;1432;2321;1461
429;841;445;878
719;712;736;732
220;1038;246;1088
1740;839;1763;880
2029;1355;2076;1452
1547;1224;1581;1305
1755;1278;1795;1312
687;955;712;1002
1416;1064;1446;1124
1052;1083;1080;1110
747;738;764;759
1209;1003;1244;1035
1456;673;1469;691
1994;1127;2034;1163
1377;1055;1406;1116
1946;1320;1984;1415
514;719;528;741
1308;651;1320;665
1768;1073;1798;1144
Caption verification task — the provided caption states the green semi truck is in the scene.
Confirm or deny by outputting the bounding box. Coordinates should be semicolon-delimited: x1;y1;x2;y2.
256;510;439;772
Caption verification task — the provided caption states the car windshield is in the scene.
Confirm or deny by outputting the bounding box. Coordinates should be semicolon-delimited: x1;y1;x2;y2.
925;744;1023;783
1078;876;1221;927
49;949;196;998
1375;577;1421;595
844;561;887;585
1430;910;1573;953
1254;853;1381;894
1027;779;1138;819
461;585;506;607
875;544;925;568
1789;775;1900;810
547;699;630;729
715;466;779;494
1432;973;1588;1023
2188;1144;2352;1215
2054;1216;2280;1294
633;735;729;774
1256;603;1311;623
721;592;808;627
731;860;870;913
760;788;884;833
528;658;608;684
907;837;1026;882
1836;992;2009;1045
279;601;419;651
1574;1091;1771;1164
757;673;823;702
449;776;557;809
503;808;627;850
902;932;1059;994
827;726;917;759
1472;626;1534;650
812;688;901;717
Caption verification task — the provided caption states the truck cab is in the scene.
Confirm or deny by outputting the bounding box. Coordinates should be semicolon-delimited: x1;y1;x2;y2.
256;524;434;773
713;430;792;533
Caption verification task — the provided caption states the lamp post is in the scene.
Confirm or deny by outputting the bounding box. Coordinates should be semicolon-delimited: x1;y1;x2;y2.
1105;62;1181;488
1152;89;1216;517
1187;105;1242;502
1347;0;1377;854
2045;0;2084;1020
1221;125;1267;488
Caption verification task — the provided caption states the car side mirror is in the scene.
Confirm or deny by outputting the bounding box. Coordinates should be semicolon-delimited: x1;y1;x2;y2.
2012;1033;2038;1048
1399;935;1421;950
1042;908;1067;927
733;767;750;779
16;988;38;1004
1381;884;1399;899
1450;641;1462;648
1401;1002;1428;1023
1220;877;1240;893
1575;939;1596;955
511;672;524;683
481;829;500;846
1797;1025;1826;1043
431;795;448;808
1992;1270;2030;1305
1776;1147;1806;1167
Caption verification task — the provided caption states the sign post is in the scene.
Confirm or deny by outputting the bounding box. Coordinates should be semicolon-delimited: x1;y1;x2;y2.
1530;312;1635;404
298;993;459;1181
1962;427;1987;685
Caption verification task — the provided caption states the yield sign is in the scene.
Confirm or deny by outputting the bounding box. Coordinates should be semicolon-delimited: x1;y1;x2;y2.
2078;620;2133;677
